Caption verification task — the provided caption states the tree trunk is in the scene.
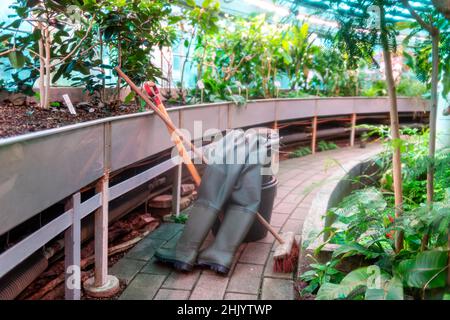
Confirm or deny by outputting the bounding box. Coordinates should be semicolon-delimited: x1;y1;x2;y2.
38;27;46;109
427;34;440;204
116;37;122;102
43;27;51;109
379;5;404;252
99;28;106;103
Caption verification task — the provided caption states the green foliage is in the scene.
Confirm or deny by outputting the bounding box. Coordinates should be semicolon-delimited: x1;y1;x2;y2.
0;0;178;99
192;14;318;103
299;255;344;296
316;266;403;300
402;13;450;99
301;130;450;299
169;213;189;224
318;140;338;151
396;250;448;290
289;146;311;158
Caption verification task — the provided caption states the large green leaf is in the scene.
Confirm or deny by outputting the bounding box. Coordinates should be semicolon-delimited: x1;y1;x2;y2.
365;277;403;300
332;242;383;259
316;267;373;300
8;51;26;69
397;250;448;289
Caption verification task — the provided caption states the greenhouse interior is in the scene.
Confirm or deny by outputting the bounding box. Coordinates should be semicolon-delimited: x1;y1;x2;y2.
0;0;449;303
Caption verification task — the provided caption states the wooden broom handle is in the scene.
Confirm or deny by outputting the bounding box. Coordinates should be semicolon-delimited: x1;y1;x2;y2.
115;67;206;164
116;67;284;244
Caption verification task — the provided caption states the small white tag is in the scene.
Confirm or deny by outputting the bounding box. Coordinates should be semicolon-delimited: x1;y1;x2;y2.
63;94;77;115
274;81;281;88
197;80;205;90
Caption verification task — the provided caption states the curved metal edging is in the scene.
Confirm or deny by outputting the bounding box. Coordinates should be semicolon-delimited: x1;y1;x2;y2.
0;97;428;236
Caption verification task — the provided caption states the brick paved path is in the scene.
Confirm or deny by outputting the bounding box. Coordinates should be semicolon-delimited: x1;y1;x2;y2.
111;144;382;300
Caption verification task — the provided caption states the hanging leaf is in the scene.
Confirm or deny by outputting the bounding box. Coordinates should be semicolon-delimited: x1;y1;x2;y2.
365;277;403;300
8;51;26;69
124;91;136;104
332;242;383;260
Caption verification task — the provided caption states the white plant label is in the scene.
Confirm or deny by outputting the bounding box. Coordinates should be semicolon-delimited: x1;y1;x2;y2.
197;80;205;90
63;94;77;115
274;81;281;88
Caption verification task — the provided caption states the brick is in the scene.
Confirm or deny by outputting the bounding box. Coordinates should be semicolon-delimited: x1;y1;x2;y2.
270;213;289;227
256;227;279;244
239;243;272;265
282;194;303;204
154;289;190;300
180;184;196;196
281;218;304;235
276;187;291;198
227;263;263;295
280;179;301;188
289;186;309;196
110;258;146;285
261;278;294;300
125;237;165;261
190;271;229;300
141;257;172;276
291;206;309;220
119;274;166;300
273;202;296;215
149;194;173;208
162;269;201;290
224;293;257;300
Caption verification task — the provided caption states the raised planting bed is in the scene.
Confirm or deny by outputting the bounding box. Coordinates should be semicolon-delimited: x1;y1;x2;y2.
298;135;450;300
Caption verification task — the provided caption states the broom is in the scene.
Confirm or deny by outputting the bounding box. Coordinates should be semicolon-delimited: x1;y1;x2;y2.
114;67;298;273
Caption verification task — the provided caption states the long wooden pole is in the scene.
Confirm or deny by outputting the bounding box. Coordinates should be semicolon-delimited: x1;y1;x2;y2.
114;67;206;165
380;5;404;252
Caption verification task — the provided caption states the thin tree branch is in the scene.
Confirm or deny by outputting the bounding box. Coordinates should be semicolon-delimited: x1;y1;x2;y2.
50;17;95;68
0;47;16;57
401;0;437;36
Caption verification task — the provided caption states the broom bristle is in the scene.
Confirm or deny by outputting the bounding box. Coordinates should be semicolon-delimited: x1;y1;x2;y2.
273;241;299;273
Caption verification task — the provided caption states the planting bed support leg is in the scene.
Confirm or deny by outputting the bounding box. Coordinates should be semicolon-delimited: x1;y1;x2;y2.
84;173;120;298
350;113;357;147
172;162;182;217
311;116;317;154
64;193;81;300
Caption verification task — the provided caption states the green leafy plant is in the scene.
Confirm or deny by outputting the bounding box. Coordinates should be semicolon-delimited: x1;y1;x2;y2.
169;213;189;224
316;266;404;300
318;140;338;151
299;255;344;296
289;146;312;158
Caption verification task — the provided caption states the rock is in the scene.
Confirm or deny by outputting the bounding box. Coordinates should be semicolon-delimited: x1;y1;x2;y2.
148;194;172;208
180;184;195;196
179;195;194;211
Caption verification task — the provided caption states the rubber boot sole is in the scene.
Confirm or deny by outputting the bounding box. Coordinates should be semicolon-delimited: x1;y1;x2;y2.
154;255;193;272
197;261;230;275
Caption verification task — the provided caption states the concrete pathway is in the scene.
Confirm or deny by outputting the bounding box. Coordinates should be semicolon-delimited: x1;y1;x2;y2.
111;143;382;300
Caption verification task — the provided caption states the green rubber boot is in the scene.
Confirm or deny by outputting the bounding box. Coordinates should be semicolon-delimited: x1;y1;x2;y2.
154;203;219;271
197;163;263;275
155;131;248;272
197;206;256;274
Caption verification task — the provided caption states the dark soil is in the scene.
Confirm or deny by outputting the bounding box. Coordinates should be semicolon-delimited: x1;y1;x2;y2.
0;102;141;139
